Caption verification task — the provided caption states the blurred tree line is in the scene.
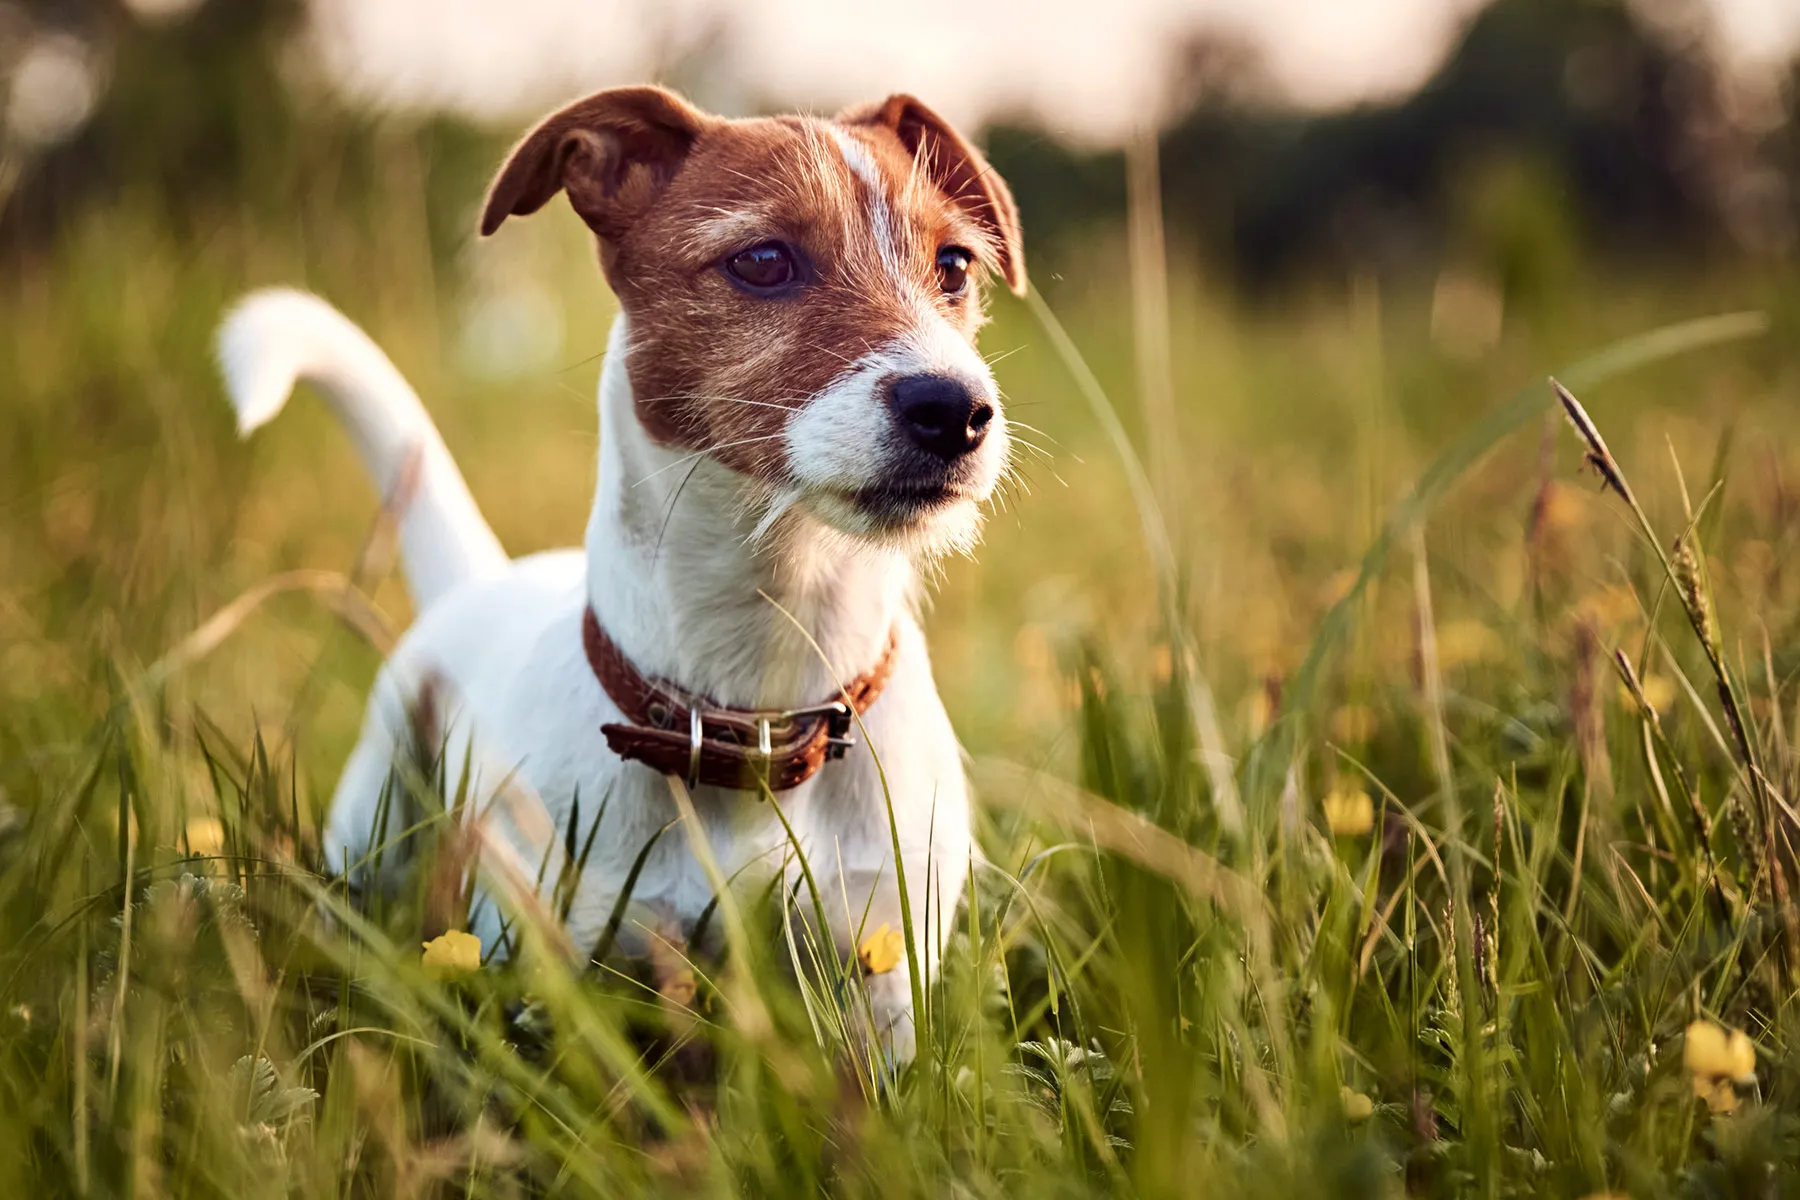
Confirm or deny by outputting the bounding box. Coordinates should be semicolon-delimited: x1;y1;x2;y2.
996;0;1800;293
2;0;305;240
3;0;1798;294
0;0;491;266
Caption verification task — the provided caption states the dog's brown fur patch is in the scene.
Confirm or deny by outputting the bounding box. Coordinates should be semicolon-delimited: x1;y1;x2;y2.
482;89;1025;484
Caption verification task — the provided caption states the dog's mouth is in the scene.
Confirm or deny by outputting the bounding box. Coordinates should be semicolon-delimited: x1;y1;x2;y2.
782;474;983;548
843;479;971;526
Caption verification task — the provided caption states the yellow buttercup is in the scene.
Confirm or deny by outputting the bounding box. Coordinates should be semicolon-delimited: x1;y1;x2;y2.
421;930;483;979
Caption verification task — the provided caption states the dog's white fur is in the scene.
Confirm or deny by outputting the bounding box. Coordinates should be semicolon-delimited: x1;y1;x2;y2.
218;283;999;1052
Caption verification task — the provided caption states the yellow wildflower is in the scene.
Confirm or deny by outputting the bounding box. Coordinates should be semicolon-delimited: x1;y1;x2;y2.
421;930;483;979
1323;787;1375;838
1329;705;1378;744
858;923;904;975
1617;674;1676;714
1244;685;1277;739
1684;1019;1755;1113
1685;1020;1756;1081
1571;586;1640;632
1696;1078;1739;1114
1340;1086;1373;1122
1434;619;1503;670
183;817;225;857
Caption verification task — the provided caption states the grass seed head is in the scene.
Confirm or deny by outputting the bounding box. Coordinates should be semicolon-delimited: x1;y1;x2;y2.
1552;378;1631;502
1671;534;1718;656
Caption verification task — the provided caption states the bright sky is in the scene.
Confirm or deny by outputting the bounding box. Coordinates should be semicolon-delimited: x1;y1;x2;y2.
305;0;1800;142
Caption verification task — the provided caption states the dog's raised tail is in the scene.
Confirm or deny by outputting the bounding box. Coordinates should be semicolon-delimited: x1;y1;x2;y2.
217;289;508;611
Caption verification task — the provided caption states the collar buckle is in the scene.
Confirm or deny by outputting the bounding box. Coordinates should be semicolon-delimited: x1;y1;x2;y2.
816;700;856;759
767;698;856;759
584;607;893;792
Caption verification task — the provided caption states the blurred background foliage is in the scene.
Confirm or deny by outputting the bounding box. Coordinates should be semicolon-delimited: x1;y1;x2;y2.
9;0;1800;279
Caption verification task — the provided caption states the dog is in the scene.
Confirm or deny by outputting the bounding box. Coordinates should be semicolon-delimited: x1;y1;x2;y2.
216;86;1025;1055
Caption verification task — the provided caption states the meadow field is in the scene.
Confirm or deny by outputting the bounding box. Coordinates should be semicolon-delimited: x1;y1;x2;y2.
6;80;1800;1196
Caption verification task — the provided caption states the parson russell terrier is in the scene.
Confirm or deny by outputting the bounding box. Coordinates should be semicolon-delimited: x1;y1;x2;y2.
216;86;1026;1055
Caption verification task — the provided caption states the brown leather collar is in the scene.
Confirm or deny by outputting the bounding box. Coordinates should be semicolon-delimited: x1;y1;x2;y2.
581;607;899;792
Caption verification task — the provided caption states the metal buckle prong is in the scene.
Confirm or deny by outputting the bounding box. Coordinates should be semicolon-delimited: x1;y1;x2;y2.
687;705;705;789
778;698;850;722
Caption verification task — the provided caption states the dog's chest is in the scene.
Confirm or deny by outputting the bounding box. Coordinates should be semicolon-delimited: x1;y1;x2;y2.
448;597;959;964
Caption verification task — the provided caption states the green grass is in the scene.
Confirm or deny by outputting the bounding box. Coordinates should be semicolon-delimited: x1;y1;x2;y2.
7;131;1800;1196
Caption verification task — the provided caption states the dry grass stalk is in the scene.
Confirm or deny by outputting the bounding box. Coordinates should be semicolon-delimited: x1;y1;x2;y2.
1553;378;1799;975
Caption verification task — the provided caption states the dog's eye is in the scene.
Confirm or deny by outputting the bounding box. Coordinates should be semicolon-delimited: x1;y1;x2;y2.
936;246;973;295
724;243;796;290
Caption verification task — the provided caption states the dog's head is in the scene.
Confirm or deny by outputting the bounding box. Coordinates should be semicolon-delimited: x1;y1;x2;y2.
481;86;1025;555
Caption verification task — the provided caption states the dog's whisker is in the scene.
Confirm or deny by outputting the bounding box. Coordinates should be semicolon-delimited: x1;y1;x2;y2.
631;435;787;488
553;379;596;405
745;487;802;547
803;342;859;366
1005;419;1061;445
554;344;611;373
649;458;705;569
982;344;1027;366
636;394;806;413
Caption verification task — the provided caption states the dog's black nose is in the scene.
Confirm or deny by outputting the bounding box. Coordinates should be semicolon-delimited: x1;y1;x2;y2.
888;374;992;461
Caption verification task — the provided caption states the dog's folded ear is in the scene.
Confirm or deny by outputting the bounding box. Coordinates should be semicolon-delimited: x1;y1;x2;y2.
480;86;711;240
840;95;1027;295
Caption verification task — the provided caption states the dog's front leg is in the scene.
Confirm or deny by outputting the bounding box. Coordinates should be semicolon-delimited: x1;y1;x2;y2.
788;718;972;1065
799;835;970;1067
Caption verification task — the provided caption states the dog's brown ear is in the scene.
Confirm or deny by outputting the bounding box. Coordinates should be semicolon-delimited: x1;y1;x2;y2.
480;86;711;240
841;94;1026;295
